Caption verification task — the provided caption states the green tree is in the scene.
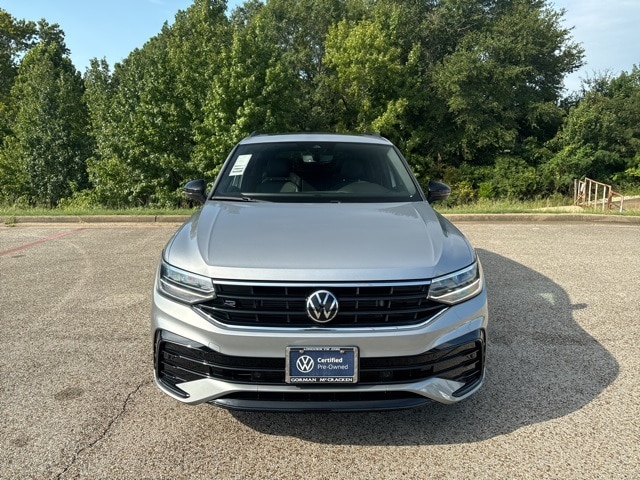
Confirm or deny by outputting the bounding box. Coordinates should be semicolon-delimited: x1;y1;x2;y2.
0;10;37;203
0;135;28;204
86;1;231;206
546;67;640;192
430;0;583;163
168;0;229;126
0;10;37;94
194;2;300;176
83;58;127;207
98;31;189;206
0;10;37;140
324;15;407;134
256;0;350;132
2;0;596;207
11;39;91;206
88;31;195;206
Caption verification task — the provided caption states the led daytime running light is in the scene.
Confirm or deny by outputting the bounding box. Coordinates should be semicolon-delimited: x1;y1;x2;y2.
158;260;215;304
428;262;482;305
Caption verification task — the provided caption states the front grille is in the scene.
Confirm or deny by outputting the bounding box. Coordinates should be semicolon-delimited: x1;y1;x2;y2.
155;330;485;399
194;282;447;328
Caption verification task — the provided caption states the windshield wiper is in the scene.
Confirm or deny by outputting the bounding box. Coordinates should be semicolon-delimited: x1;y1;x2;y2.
212;195;263;202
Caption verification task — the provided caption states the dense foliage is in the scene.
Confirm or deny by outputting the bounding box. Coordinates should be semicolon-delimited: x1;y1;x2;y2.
0;0;638;208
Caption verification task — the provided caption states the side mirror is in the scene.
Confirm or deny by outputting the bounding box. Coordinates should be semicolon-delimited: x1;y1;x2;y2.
184;179;207;204
427;180;451;203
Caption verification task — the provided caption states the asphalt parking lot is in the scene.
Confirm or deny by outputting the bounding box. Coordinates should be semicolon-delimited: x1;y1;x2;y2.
1;219;638;479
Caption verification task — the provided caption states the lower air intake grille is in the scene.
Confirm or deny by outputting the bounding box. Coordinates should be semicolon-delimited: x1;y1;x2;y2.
155;330;485;399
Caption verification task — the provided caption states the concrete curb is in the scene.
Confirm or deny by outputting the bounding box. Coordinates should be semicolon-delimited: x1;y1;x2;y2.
2;213;640;225
442;213;640;224
1;215;192;224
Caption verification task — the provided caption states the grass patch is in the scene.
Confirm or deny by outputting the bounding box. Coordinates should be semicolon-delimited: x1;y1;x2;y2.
437;198;571;214
2;198;638;218
438;197;640;215
0;206;196;217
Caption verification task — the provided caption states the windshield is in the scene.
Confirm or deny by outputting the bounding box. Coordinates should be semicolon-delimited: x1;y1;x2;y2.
213;141;421;203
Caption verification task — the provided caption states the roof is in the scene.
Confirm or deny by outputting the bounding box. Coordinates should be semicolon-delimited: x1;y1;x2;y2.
238;132;393;145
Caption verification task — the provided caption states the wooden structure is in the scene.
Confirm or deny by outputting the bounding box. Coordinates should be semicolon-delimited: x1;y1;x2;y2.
574;177;625;212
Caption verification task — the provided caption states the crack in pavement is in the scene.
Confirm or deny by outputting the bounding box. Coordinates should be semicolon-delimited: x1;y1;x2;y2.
55;380;151;479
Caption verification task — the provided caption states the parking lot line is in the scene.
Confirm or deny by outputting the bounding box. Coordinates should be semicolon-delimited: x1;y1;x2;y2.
0;228;86;257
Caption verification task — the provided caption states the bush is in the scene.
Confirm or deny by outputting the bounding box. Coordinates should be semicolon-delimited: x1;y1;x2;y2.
448;180;477;205
56;189;100;210
489;156;539;199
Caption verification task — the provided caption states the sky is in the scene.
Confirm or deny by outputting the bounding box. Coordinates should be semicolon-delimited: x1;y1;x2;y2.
2;0;639;94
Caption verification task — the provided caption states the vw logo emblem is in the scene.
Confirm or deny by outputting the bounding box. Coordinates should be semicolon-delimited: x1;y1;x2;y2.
296;355;315;373
306;290;339;323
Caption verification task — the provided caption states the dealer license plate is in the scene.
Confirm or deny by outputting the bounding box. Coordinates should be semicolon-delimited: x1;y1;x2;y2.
286;346;359;384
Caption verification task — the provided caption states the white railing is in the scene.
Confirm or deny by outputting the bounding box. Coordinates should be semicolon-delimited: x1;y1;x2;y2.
574;178;624;212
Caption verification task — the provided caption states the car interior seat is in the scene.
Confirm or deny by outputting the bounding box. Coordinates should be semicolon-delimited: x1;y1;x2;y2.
255;157;299;193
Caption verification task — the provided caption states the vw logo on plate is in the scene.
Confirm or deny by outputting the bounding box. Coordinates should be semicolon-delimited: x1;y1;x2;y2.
296;355;315;373
306;290;339;323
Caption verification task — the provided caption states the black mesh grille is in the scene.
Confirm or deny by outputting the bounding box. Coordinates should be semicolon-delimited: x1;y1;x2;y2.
155;330;485;399
194;282;447;328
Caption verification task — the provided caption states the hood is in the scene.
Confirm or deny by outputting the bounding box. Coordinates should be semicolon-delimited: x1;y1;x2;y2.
164;201;475;282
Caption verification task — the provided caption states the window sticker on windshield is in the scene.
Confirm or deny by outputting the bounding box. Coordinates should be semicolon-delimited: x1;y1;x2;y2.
230;154;252;176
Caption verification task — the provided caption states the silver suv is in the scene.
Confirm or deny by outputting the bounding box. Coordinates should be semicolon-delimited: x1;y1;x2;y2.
152;133;488;411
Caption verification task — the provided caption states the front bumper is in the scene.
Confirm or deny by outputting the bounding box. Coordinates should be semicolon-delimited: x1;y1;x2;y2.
152;286;488;412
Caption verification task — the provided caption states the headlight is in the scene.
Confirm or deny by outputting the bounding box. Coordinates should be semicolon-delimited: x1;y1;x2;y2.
428;261;483;305
158;260;216;304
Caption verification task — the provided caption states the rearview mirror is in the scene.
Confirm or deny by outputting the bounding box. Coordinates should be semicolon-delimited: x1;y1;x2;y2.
427;180;451;203
184;179;207;204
